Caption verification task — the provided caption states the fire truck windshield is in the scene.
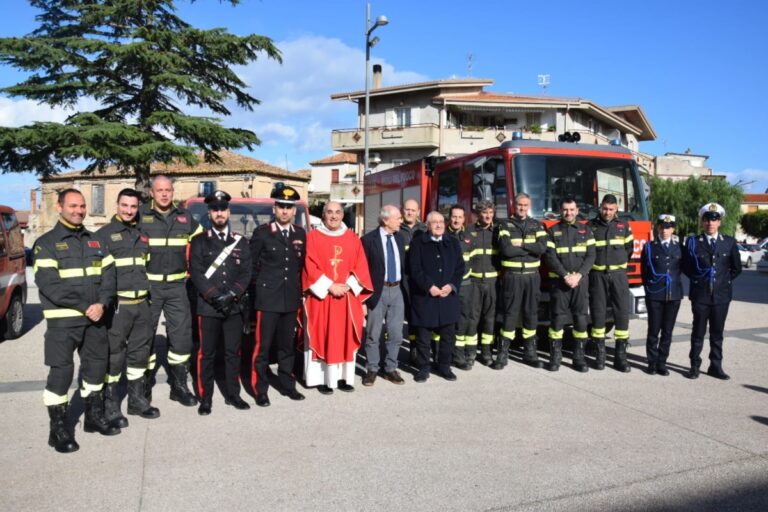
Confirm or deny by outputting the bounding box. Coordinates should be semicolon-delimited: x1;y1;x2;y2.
512;155;647;221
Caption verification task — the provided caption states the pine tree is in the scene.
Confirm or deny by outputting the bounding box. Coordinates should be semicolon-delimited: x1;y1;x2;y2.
0;0;281;193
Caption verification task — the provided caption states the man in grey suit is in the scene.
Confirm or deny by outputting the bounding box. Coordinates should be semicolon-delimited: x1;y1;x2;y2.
361;205;407;386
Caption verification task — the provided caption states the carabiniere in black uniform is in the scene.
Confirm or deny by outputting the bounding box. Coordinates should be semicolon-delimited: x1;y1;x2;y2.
249;184;307;406
189;191;252;415
640;214;683;376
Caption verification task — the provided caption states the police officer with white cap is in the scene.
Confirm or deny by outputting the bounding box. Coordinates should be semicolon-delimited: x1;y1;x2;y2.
641;214;683;376
681;203;741;380
189;190;252;414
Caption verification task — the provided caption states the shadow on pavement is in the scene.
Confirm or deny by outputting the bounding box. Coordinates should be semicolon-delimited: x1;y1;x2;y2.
744;384;768;395
751;416;768;427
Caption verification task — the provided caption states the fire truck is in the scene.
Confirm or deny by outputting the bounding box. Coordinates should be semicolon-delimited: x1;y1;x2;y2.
363;138;652;317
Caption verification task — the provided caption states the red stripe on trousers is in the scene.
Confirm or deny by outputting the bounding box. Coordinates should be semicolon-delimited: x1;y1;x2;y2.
196;315;204;399
251;311;262;393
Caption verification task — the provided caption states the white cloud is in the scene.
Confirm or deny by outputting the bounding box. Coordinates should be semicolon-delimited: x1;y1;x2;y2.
0;97;71;126
724;168;768;193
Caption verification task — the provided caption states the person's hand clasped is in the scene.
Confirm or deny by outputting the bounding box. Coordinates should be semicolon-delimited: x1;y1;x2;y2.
85;303;104;322
429;285;442;297
329;283;349;298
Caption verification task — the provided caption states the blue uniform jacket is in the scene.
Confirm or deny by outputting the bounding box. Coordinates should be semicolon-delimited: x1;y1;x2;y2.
641;239;683;302
681;233;741;305
408;233;464;328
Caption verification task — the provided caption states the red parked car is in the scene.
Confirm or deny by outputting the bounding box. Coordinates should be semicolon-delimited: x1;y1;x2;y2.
0;205;27;339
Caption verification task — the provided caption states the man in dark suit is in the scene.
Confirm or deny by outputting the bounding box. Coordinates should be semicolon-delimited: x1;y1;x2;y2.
361;205;407;386
682;202;742;380
249;184;307;406
189;190;252;416
408;211;465;382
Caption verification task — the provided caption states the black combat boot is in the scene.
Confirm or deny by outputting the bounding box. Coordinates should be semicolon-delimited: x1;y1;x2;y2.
478;344;493;366
490;337;511;370
548;339;562;372
614;340;631;373
169;363;198;406
127;379;161;419
103;383;129;428
453;345;470;370
144;370;153;402
465;344;477;369
47;404;79;453
594;339;606;370
522;337;543;368
84;391;121;436
572;339;589;373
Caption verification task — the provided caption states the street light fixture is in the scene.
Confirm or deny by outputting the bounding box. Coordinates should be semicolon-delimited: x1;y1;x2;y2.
361;2;387;231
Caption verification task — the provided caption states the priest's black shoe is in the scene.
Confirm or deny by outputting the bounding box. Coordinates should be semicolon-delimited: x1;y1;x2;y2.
437;369;457;381
283;389;306;401
707;366;731;380
685;367;700;379
656;363;670;376
644;365;657;375
197;401;212;416
337;380;355;392
255;394;271;407
317;385;334;395
225;396;250;410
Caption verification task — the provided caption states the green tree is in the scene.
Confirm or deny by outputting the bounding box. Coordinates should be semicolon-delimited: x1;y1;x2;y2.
648;176;743;237
0;0;281;193
740;210;768;240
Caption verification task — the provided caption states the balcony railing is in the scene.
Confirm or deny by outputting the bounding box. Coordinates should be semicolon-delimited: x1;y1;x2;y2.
332;123;440;151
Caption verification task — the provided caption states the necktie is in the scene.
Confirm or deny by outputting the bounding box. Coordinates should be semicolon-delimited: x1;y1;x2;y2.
282;229;289;239
219;232;226;242
710;238;716;252
662;241;669;253
386;234;397;282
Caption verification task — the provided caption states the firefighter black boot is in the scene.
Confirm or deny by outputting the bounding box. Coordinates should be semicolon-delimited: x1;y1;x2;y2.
169;363;198;406
83;391;121;436
522;337;543;369
478;344;493;366
572;339;589;373
144;370;154;403
127;378;161;419
594;339;606;370
47;404;79;454
465;342;478;369
490;337;511;370
453;343;470;371
614;340;631;373
547;339;562;372
103;383;129;429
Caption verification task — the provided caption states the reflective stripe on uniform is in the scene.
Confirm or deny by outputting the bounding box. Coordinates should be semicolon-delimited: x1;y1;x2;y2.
464;334;478;346
480;332;494;345
501;260;540;268
167;351;190;365
190;225;203;240
500;329;515;341
80;380;103;397
556;246;588;253
114;257;145;267
146;271;187;282
614;329;630;340
468;248;498;258
591;327;606;338
148;238;189;247
455;335;466;347
43;308;85;319
591;263;627;271
117;290;149;298
104;373;121;384
147;353;157;371
548;328;564;340
43;389;68;406
127;367;146;381
101;254;114;267
572;330;588;339
34;258;59;272
469;271;498;278
522;328;537;339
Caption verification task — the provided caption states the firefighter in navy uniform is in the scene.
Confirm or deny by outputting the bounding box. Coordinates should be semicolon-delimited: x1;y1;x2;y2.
544;197;596;372
249;184;307;407
35;188;119;453
494;193;547;370
189;190;252;415
97;189;160;428
589;194;635;372
463;200;500;366
641;214;684;376
446;204;473;369
139;175;202;407
682;202;742;380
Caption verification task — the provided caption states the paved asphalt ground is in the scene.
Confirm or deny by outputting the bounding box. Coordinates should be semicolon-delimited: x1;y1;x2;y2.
1;269;767;511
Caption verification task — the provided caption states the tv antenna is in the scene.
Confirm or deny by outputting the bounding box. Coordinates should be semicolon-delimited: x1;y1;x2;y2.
467;53;474;77
537;74;550;94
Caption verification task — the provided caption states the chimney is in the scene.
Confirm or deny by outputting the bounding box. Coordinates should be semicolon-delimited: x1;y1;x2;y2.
30;189;37;213
373;64;382;89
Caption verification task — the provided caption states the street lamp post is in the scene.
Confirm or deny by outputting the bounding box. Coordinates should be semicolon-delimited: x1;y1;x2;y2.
360;2;387;231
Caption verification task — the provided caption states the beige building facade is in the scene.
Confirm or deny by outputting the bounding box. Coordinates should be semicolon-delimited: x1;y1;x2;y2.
30;151;308;245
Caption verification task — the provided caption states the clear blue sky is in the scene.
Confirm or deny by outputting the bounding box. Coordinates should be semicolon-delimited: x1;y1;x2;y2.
1;0;767;210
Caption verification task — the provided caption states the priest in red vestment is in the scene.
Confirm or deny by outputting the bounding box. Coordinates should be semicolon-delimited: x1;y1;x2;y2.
302;201;372;394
